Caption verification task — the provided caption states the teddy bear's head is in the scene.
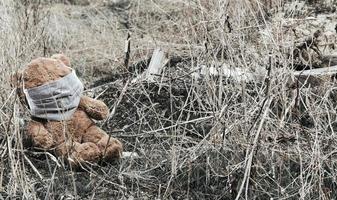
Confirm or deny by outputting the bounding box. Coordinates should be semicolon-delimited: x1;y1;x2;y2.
12;54;83;120
11;54;72;106
23;54;72;89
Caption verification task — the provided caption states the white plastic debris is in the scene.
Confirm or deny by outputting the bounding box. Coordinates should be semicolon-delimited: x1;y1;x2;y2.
146;48;166;82
132;48;167;83
122;152;140;159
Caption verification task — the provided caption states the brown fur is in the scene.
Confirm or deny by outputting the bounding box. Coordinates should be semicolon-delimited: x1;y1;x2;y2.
15;54;122;167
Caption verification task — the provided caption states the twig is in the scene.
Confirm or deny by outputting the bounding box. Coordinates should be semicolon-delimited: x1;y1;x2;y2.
235;97;273;200
103;79;130;126
102;135;111;159
246;54;272;138
124;32;131;71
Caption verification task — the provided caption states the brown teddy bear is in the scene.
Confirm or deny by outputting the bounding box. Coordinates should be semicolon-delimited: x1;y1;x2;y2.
13;54;123;167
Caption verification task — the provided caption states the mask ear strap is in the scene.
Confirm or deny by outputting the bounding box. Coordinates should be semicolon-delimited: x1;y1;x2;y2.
20;68;32;111
22;71;26;90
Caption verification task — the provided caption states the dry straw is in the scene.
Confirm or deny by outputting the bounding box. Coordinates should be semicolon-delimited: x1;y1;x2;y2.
1;0;337;199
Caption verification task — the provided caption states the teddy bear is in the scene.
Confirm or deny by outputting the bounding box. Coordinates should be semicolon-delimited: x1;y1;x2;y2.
12;54;123;167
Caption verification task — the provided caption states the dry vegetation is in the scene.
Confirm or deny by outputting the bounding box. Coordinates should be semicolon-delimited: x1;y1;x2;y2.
1;0;337;199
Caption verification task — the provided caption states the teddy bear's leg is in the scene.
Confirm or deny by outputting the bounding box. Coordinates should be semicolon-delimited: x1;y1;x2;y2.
56;141;101;167
27;120;54;149
82;126;123;160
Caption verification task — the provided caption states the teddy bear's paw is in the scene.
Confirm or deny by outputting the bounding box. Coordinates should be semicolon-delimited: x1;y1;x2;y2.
79;96;109;120
97;136;123;160
69;142;101;167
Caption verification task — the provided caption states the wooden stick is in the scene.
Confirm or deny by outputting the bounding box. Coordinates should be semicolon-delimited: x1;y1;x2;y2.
294;65;337;76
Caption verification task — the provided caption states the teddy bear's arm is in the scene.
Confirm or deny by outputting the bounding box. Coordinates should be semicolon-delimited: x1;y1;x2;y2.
27;120;54;149
78;96;109;120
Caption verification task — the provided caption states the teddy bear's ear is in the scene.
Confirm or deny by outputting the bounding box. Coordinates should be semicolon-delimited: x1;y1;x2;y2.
51;54;71;67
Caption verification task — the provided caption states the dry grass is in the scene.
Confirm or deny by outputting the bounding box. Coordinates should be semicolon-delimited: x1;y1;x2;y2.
1;0;337;199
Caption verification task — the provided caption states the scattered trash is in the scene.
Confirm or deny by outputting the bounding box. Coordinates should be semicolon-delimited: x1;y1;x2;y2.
192;63;260;82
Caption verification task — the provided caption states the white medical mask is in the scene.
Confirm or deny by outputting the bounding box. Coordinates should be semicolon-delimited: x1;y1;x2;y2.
23;69;84;121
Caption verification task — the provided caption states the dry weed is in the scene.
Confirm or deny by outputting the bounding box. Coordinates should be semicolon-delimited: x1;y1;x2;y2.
1;0;337;199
